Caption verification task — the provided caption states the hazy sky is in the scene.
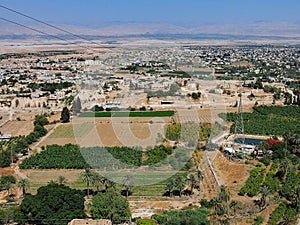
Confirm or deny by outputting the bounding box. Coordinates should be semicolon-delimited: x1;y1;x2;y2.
0;0;299;25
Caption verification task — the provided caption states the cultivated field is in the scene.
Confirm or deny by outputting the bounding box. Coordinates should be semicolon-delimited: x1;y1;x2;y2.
19;150;253;220
38;117;170;147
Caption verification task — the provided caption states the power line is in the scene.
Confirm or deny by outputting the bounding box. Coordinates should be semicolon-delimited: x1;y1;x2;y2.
0;4;105;48
0;17;71;43
0;17;98;52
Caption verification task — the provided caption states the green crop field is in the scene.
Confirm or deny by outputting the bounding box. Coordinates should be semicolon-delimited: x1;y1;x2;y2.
70;170;186;196
48;123;94;138
78;110;175;118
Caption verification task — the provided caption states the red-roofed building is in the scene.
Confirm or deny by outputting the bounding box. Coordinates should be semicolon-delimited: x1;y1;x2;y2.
266;139;283;147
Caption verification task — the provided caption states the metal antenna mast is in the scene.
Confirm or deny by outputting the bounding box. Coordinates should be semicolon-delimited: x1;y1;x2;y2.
233;92;245;150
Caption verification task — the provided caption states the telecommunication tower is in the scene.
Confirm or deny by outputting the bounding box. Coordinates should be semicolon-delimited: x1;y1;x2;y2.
233;92;245;150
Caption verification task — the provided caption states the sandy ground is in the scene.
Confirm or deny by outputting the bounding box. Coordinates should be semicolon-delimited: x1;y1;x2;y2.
0;120;34;136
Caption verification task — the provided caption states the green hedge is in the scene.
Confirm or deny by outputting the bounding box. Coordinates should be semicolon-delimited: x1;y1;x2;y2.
239;165;266;197
263;161;280;193
20;144;179;169
79;110;175;117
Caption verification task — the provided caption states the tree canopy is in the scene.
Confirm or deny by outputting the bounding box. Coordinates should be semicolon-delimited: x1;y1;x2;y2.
154;207;209;225
89;190;131;224
60;107;70;123
17;183;86;225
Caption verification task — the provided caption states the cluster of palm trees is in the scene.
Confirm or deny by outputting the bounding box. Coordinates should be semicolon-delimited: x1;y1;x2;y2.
80;168;134;198
210;184;272;224
0;177;30;197
210;185;233;224
48;175;68;185
165;170;204;197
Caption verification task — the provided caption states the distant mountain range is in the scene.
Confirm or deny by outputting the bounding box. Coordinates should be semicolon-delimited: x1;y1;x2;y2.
1;21;300;39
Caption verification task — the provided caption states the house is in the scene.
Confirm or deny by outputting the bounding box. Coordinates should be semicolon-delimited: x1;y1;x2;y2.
0;131;13;141
47;95;58;105
68;219;112;225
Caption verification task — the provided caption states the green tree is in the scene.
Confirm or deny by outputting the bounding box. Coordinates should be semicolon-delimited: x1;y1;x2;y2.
218;185;231;214
81;167;93;197
284;92;292;105
122;174;134;198
191;92;200;100
197;170;204;191
174;176;186;197
33;124;47;137
72;96;82;114
17;178;30;197
92;172;103;192
34;115;49;127
15;99;19;108
229;200;241;216
0;207;22;225
165;178;176;197
89;190;131;224
60;106;70;123
57;176;67;185
259;186;270;209
48;179;56;184
154;207;209;225
0;175;16;195
218;185;230;203
102;177;116;192
187;173;198;193
17;183;86;225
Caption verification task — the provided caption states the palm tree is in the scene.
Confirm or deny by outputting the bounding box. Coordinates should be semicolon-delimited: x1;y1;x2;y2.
175;176;186;197
92;172;103;192
17;178;29;197
48;179;56;184
187;173;198;194
81;167;94;197
122;174;134;198
211;197;223;216
229;200;241;216
218;185;231;214
196;169;204;191
165;178;176;197
289;134;300;157
2;181;14;196
259;186;270;209
57;175;67;185
218;185;230;203
279;159;290;181
102;177;116;192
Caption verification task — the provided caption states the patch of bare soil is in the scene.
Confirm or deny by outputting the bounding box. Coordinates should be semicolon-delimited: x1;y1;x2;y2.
0;120;34;136
212;151;252;197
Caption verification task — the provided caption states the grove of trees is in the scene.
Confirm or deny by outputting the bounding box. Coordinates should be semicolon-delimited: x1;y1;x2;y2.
0;114;49;168
89;190;131;224
20;144;176;170
17;183;86;225
220;105;300;135
154;207;209;225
